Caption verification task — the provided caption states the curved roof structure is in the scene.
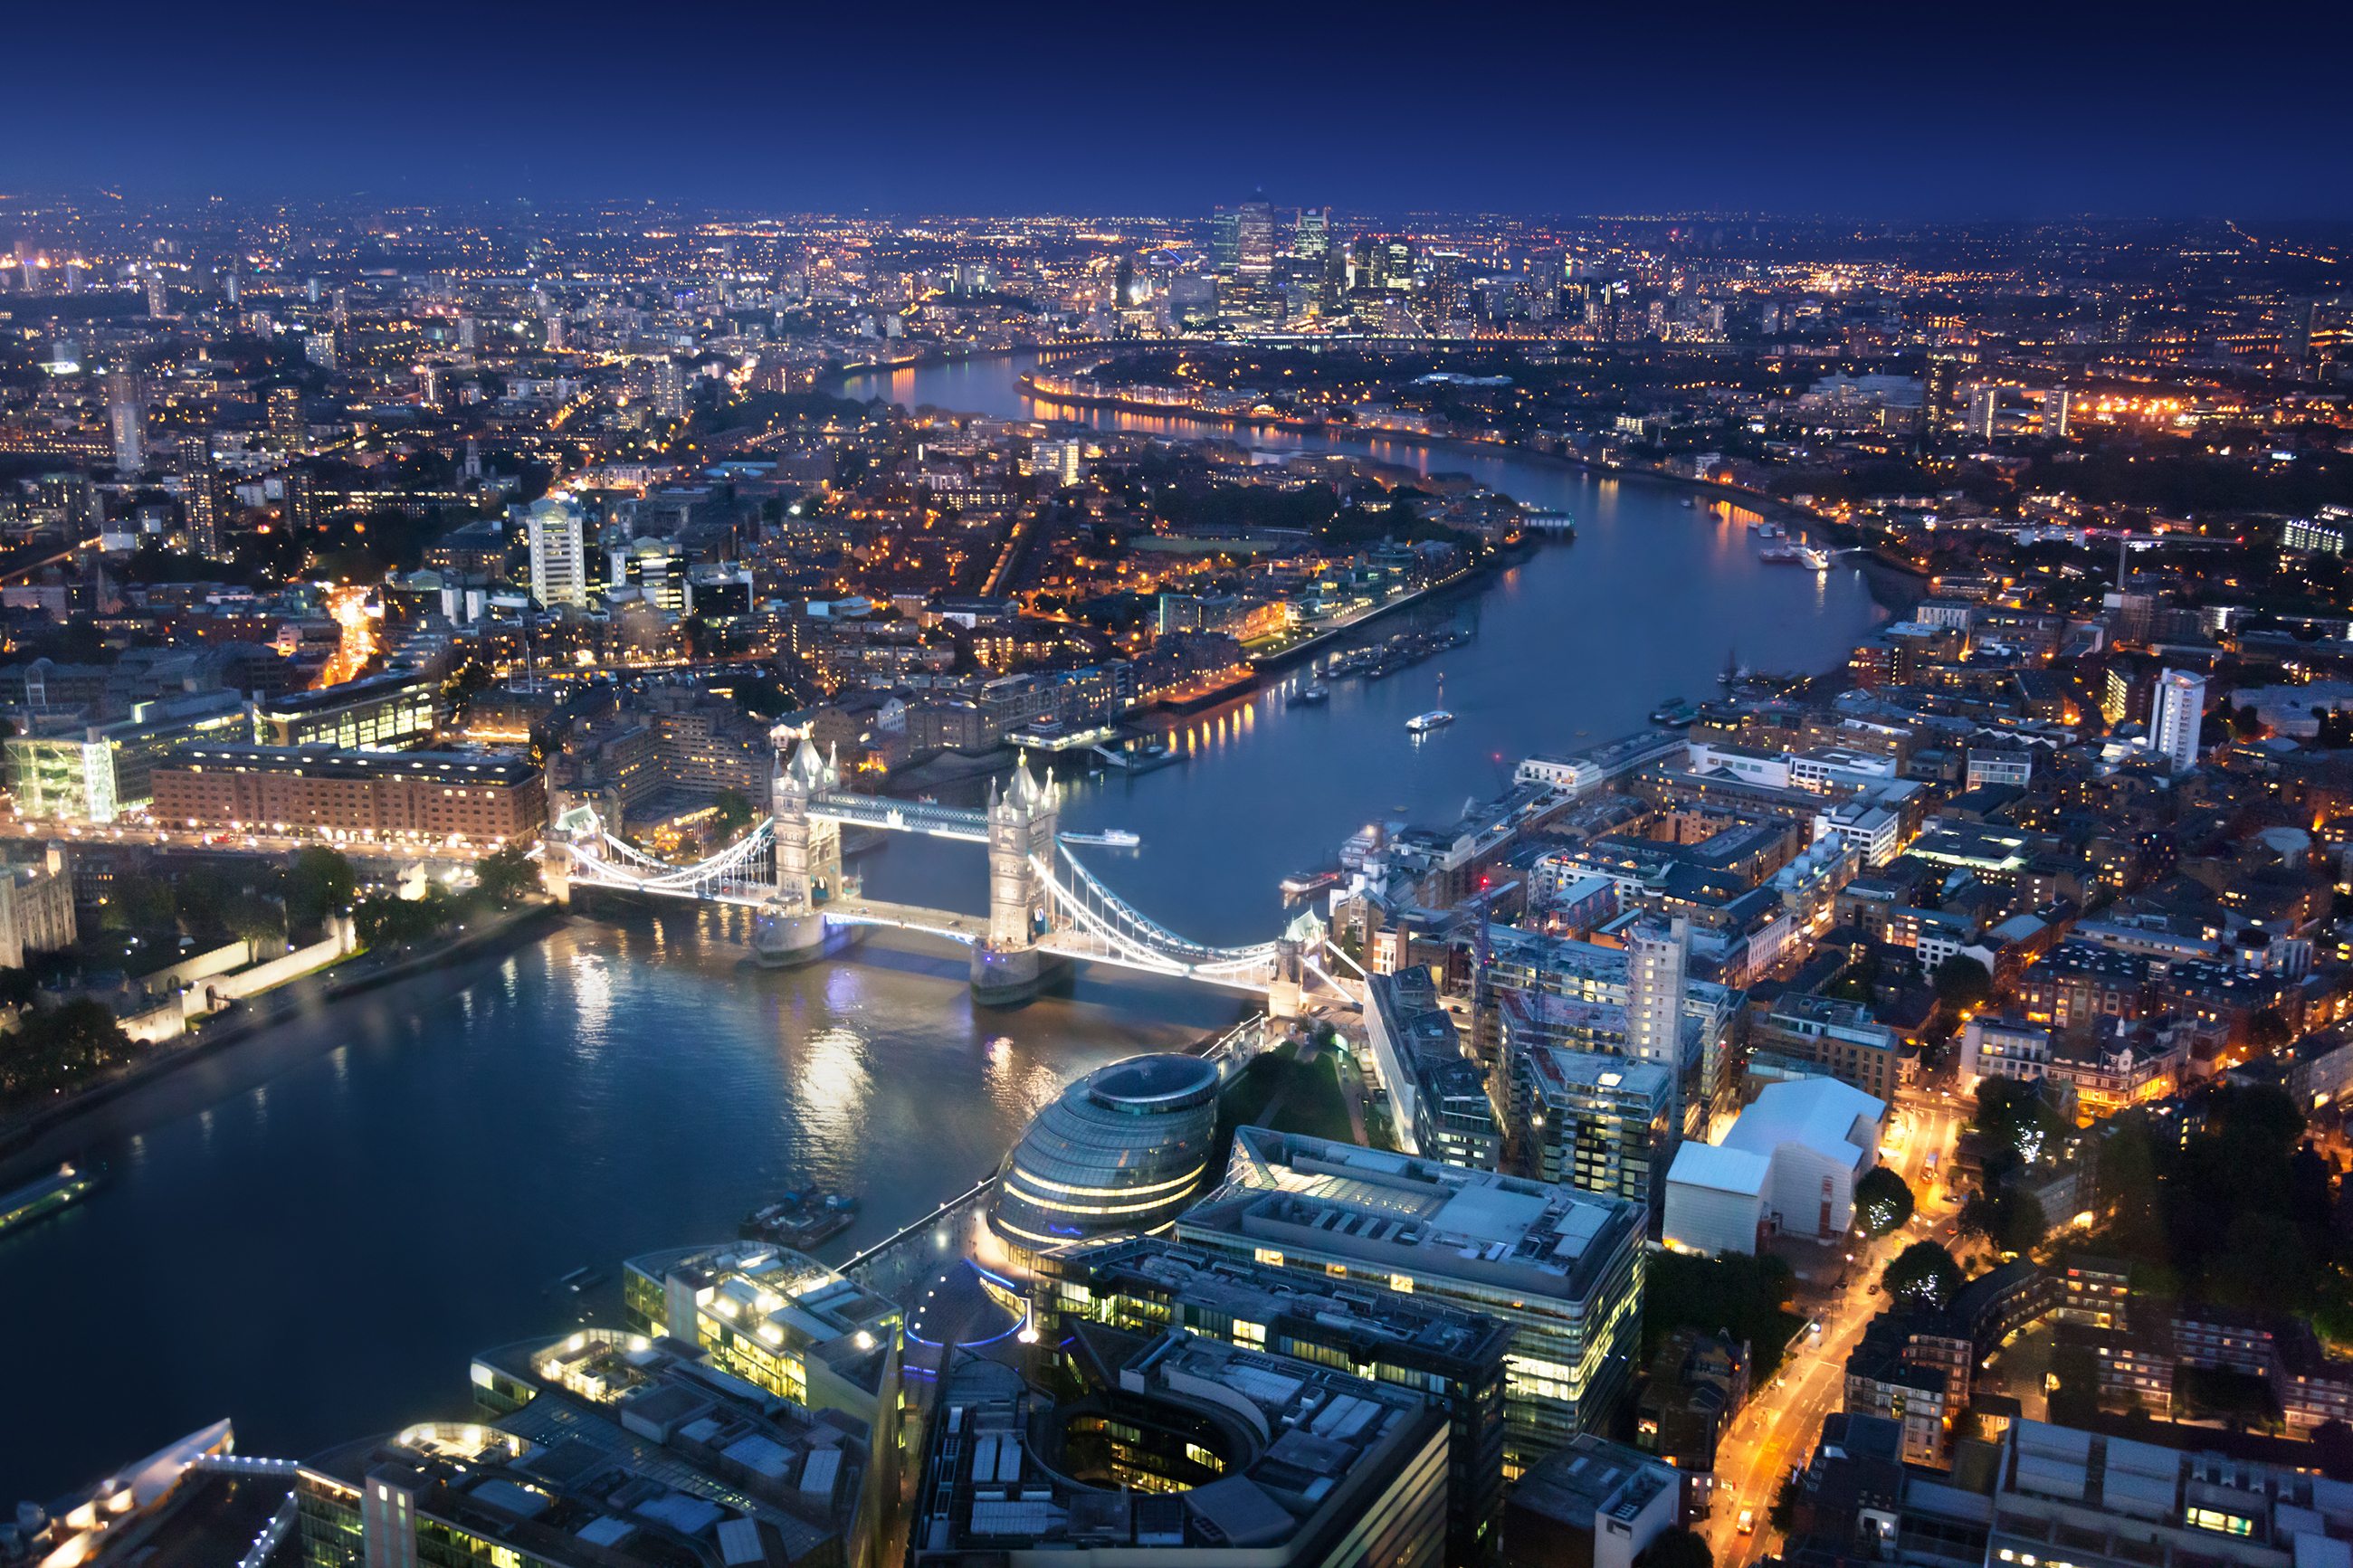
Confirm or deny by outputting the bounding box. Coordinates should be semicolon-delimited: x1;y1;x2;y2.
988;1053;1221;1253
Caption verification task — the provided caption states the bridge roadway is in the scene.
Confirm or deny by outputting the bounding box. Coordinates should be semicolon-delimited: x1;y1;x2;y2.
821;896;989;944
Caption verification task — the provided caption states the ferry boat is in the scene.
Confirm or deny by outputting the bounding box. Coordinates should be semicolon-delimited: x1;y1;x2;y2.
0;1161;100;1237
1280;870;1342;899
1759;545;1805;564
1796;546;1834;570
1406;709;1455;732
1680;498;1696;508
1289;684;1331;707
545;1265;607;1297
741;1187;861;1250
1062;828;1141;847
1647;697;1701;727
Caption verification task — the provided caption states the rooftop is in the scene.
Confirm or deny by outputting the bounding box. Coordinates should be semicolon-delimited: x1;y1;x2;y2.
1180;1128;1643;1305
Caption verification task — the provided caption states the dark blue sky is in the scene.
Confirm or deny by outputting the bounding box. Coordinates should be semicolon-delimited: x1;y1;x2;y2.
8;0;2348;218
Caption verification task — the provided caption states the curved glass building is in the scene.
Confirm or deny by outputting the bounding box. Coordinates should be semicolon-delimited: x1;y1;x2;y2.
989;1054;1222;1253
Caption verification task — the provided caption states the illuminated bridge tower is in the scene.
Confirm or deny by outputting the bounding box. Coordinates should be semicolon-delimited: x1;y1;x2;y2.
973;756;1060;1005
752;737;845;967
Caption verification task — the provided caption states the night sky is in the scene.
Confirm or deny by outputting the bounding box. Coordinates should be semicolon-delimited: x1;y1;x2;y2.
6;0;2348;218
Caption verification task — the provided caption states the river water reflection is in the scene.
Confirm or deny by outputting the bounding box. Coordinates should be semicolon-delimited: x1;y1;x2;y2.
0;352;1885;1497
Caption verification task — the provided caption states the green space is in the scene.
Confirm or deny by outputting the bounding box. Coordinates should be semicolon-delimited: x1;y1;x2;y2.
1643;1250;1808;1380
1211;1042;1359;1174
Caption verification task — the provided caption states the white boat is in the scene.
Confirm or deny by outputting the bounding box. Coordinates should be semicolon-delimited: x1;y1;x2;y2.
1061;829;1140;847
1406;710;1455;732
1797;546;1834;570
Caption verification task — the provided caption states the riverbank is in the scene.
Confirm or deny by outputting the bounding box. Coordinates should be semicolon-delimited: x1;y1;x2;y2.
0;901;565;1179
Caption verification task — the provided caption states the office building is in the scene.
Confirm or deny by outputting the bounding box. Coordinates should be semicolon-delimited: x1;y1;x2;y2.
910;1321;1450;1568
2151;667;2206;773
1178;1127;1646;1471
149;745;545;842
1748;994;1900;1099
1499;1435;1679;1568
1033;1234;1513;1568
252;669;438;749
300;1326;874;1568
143;268;167;317
1030;438;1083;486
529;496;590;608
304;331;337;369
1294;205;1330;258
267;385;305;454
4;689;250;821
1211;205;1241;271
618;1240;902;1423
988;1054;1222;1256
1662;1078;1885;1257
1235;198;1275;276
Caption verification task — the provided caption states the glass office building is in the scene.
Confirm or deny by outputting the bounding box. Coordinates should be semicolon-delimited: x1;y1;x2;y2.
988;1054;1221;1255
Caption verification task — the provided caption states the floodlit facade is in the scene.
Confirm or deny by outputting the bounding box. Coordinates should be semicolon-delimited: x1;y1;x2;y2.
1663;1078;1885;1256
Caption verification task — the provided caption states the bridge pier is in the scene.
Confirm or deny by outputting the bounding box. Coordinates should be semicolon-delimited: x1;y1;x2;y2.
750;904;854;968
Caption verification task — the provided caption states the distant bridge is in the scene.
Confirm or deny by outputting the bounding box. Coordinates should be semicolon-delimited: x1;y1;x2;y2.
548;742;1352;1010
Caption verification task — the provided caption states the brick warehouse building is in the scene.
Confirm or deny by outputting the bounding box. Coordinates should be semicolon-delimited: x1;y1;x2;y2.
151;745;545;843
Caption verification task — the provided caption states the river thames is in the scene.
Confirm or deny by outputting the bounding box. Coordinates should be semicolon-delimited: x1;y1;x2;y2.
0;351;1888;1497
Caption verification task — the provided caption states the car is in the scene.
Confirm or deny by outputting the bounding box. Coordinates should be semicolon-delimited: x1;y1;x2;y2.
1739;1509;1757;1535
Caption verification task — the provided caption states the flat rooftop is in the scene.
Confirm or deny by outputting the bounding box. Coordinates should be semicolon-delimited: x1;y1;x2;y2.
163;745;540;784
1183;1128;1642;1306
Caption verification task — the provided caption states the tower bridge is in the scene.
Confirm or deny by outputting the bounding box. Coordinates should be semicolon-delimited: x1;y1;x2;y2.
546;739;1351;1011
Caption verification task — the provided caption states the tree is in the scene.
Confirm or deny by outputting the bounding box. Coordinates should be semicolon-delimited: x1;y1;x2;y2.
1856;1165;1916;1237
286;846;357;934
1882;1240;1961;1310
1933;953;1992;1010
2048;1342;2103;1427
222;894;288;947
712;788;755;833
1958;1190;2047;1256
2250;1008;2293;1058
474;844;536;907
1643;1528;1712;1568
0;998;135;1098
1767;1473;1799;1533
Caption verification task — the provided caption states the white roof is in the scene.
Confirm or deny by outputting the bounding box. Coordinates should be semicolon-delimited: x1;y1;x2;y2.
1666;1142;1771;1196
1720;1079;1884;1168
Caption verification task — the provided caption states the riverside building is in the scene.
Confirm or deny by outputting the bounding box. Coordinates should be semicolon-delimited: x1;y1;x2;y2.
1032;1233;1514;1567
298;1326;874;1568
987;1054;1223;1258
148;745;545;842
619;1241;903;1427
1176;1127;1644;1475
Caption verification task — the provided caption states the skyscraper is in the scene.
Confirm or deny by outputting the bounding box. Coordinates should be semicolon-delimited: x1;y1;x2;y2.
1235;196;1275;277
1625;917;1691;1129
1919;354;1962;437
528;496;588;608
1210;205;1240;271
110;402;145;474
184;440;220;558
267;386;305;454
2152;668;2207;773
143;269;167;318
107;371;145;474
653;357;687;419
1293;205;1329;258
304;333;337;369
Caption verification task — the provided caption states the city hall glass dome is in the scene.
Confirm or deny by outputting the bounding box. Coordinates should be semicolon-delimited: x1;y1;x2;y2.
989;1054;1222;1253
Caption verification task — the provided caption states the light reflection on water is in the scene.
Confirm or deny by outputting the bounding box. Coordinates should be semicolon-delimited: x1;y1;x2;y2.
0;910;1241;1498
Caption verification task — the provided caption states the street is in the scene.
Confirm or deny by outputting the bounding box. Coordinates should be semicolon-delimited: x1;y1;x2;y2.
1700;1083;1968;1564
0;818;490;866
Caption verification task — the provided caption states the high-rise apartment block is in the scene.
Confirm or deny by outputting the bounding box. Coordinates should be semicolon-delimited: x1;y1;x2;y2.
528;496;589;608
2151;667;2206;773
267;386;305;454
